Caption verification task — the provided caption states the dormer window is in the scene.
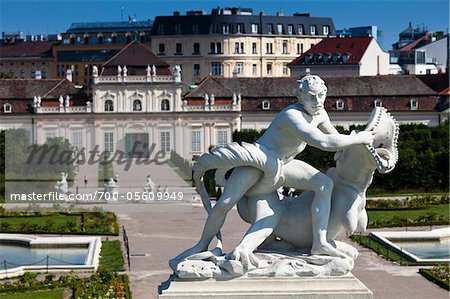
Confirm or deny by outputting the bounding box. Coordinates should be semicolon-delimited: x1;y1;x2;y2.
332;53;341;64
262;100;270;110
374;99;382;107
342;53;350;63
3;103;12;113
336;99;344;110
304;53;313;64
310;25;316;35
410;98;418;110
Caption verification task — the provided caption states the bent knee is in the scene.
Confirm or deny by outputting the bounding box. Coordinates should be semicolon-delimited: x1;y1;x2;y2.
313;175;334;193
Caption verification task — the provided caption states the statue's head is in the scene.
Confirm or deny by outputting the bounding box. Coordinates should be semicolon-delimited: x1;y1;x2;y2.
297;75;328;115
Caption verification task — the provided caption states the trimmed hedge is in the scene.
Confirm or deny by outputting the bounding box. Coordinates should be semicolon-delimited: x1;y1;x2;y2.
419;266;450;291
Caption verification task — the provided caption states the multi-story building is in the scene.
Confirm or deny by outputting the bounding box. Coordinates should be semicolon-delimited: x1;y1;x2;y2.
288;37;390;77
389;23;448;75
0;33;58;79
150;7;335;85
52;19;153;93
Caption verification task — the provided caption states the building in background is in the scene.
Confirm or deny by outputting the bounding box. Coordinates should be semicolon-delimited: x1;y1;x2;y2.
336;26;382;44
288;37;389;77
0;32;59;79
150;7;335;85
52;19;153;93
184;75;448;134
389;23;448;75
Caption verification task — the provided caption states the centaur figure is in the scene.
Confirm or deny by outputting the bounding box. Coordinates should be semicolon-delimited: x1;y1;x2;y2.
174;75;375;262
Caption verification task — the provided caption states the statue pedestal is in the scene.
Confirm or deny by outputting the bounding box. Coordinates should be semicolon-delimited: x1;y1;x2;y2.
159;273;373;299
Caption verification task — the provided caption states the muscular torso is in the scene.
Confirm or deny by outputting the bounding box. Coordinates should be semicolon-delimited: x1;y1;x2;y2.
256;104;325;163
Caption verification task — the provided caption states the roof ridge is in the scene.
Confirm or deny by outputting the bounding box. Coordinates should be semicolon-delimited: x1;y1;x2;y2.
184;76;212;97
41;78;67;98
103;41;135;65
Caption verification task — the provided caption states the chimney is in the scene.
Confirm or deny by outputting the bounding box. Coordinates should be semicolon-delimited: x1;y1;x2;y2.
66;69;73;82
173;11;180;16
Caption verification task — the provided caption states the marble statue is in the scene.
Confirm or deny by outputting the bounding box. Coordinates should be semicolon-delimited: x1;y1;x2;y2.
104;177;118;194
170;75;399;279
144;175;156;193
92;65;98;77
54;172;69;195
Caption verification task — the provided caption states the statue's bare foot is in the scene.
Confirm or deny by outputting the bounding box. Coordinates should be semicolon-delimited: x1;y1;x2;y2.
311;242;349;259
226;246;259;270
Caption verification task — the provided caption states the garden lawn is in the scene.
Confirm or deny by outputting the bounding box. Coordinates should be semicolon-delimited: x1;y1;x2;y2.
98;240;125;272
367;204;449;225
2;289;64;299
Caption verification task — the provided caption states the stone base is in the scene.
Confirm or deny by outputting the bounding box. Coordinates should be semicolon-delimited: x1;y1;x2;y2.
158;273;373;299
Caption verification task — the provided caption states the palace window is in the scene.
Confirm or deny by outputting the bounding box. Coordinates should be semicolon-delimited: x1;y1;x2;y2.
336;99;344;110
104;100;114;112
104;132;114;153
160;132;171;152
267;24;274;34
310;25;317;35
191;131;201;152
133;99;142;111
46;132;57;141
297;25;304;35
71;132;83;150
297;43;304;54
210;23;220;34
161;99;170;111
323;25;330;35
217;131;228;147
262;100;270;110
252;64;257;76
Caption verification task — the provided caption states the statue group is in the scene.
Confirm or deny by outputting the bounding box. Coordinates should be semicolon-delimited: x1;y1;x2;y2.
170;75;399;278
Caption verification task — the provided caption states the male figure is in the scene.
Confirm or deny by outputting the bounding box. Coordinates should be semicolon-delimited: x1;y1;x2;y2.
176;75;374;260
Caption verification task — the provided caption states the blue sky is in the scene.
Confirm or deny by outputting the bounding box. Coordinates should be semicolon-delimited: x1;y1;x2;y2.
0;0;448;50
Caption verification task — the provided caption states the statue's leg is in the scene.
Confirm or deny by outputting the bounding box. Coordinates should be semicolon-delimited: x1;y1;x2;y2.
173;166;262;260
282;160;347;258
228;191;284;269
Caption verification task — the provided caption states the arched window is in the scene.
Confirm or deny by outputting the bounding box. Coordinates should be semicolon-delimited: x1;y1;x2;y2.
161;99;170;111
104;100;114;111
133;99;142;111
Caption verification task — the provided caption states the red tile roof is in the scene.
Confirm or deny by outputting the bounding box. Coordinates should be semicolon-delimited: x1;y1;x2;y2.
101;41;171;76
0;78;78;99
0;41;58;58
288;37;373;66
398;34;430;52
